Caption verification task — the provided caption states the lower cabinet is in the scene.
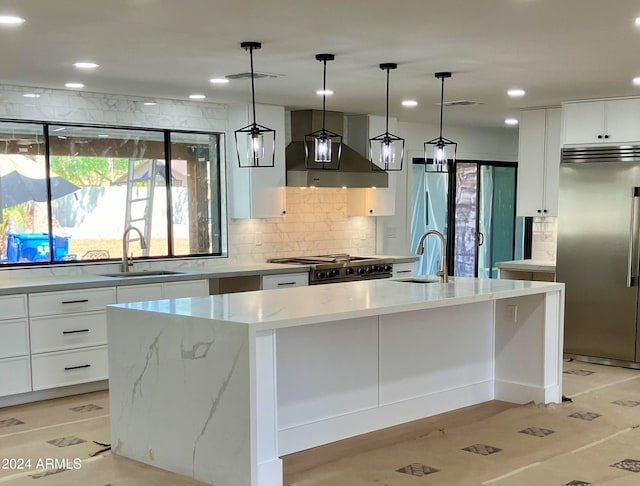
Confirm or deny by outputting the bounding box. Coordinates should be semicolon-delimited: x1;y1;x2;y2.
31;346;108;391
0;356;31;396
116;279;209;303
392;262;417;278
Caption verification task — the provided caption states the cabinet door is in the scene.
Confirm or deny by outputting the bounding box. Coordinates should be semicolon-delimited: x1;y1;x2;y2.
392;262;416;278
517;110;547;216
116;283;164;303
562;102;605;145
605;99;640;143
346;188;395;216
29;288;116;316
163;280;209;298
0;319;29;358
31;346;108;391
30;312;107;354
542;108;561;216
0;356;31;396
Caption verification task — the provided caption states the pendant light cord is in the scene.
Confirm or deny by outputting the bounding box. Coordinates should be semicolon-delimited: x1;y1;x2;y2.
322;59;327;133
249;46;257;126
439;75;444;140
385;67;390;135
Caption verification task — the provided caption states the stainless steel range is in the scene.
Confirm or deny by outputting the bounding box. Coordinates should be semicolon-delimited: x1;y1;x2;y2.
268;254;393;285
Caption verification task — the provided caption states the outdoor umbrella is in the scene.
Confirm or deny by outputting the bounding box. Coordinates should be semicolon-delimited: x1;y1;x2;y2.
0;154;79;209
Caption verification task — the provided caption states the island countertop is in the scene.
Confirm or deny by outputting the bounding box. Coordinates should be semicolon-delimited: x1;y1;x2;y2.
111;277;564;331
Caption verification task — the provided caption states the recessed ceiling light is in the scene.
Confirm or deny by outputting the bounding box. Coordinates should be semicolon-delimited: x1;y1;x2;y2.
635;17;640;26
97;134;109;138
143;101;158;106
52;127;65;132
507;89;526;97
210;77;229;84
402;100;418;107
73;61;99;69
633;77;640;86
65;82;84;89
505;118;519;126
0;16;25;24
23;93;40;98
316;89;333;96
189;94;206;100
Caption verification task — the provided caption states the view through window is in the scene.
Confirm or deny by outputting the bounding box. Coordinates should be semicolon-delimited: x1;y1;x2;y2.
0;121;223;265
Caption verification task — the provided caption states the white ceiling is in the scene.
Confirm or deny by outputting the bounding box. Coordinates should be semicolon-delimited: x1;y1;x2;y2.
2;0;640;128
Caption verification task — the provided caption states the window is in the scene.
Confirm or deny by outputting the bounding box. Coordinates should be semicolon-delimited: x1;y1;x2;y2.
0;121;224;265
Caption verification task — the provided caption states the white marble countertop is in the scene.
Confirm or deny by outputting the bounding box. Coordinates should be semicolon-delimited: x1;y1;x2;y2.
496;259;556;272
0;262;308;295
111;277;564;331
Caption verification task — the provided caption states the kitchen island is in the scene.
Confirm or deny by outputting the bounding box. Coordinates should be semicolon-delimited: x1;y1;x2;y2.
107;277;564;486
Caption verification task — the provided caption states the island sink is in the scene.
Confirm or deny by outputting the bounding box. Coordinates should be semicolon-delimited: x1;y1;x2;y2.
392;277;442;284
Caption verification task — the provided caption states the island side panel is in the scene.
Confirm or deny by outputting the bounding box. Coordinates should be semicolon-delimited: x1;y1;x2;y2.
494;291;562;404
379;302;495;415
107;307;252;486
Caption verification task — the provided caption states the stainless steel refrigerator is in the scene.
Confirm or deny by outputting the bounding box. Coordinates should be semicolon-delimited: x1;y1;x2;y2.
557;146;640;366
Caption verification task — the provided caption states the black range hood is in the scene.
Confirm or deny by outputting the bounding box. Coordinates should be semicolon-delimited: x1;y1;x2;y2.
285;110;389;188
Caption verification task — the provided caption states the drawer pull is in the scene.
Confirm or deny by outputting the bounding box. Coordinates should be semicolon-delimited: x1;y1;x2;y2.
277;282;297;286
396;270;413;274
64;364;91;371
62;329;91;335
61;299;89;305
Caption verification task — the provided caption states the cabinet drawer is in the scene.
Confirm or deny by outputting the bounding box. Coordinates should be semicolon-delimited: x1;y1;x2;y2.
29;287;116;317
261;273;309;290
392;262;416;277
30;312;107;354
0;294;28;320
0;319;29;358
0;356;31;396
117;283;164;304
163;280;209;298
31;346;108;391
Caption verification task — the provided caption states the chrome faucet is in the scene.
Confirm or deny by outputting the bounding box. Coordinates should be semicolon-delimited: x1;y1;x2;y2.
122;226;148;272
415;230;449;283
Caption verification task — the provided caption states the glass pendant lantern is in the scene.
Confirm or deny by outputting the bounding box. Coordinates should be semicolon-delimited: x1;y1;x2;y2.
234;41;276;168
425;72;457;173
369;63;404;171
304;53;342;170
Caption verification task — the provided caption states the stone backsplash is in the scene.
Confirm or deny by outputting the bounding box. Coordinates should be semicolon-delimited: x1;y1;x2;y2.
531;216;557;261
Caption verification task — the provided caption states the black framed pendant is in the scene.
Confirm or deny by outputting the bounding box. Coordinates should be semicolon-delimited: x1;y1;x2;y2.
424;72;457;173
304;53;341;170
234;41;276;168
369;63;404;172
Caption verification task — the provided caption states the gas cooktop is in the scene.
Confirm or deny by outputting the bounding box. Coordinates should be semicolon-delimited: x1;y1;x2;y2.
268;254;393;284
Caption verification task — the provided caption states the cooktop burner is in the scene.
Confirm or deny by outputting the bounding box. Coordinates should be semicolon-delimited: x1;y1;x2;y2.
268;254;393;284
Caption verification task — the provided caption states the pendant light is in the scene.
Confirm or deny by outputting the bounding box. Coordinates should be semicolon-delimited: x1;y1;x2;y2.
304;54;341;170
369;63;404;171
234;41;275;168
425;72;457;173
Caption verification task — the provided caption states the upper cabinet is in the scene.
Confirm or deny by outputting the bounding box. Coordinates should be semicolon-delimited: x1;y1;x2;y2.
562;98;640;145
517;108;561;217
345;114;398;217
227;104;286;219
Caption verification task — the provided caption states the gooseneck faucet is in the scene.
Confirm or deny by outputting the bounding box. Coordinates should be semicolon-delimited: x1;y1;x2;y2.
122;226;148;272
415;230;449;283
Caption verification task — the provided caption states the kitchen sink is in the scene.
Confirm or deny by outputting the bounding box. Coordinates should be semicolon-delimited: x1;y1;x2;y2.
392;277;442;284
99;270;186;278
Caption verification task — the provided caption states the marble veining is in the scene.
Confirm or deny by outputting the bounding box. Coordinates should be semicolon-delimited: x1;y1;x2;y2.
131;332;162;404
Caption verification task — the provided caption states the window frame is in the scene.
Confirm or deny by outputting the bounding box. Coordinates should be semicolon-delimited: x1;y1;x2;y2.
0;118;226;267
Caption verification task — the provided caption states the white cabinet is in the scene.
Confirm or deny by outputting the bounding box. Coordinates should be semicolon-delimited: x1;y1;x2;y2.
116;279;209;303
517;108;561;217
347;188;395;216
392;262;416;278
0;294;30;396
562;98;640;145
27;287;116;391
227;103;286;219
261;272;309;290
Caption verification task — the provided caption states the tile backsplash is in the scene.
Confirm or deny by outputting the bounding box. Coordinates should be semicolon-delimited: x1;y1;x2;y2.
227;187;376;263
531;217;557;261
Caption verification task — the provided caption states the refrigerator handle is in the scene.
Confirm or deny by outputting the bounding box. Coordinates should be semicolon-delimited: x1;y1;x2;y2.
628;187;640;287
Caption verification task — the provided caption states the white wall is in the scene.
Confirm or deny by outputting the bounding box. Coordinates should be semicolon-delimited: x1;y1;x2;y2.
378;121;519;256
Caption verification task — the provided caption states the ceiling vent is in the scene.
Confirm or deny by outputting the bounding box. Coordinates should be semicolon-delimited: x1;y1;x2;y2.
225;72;280;80
441;100;484;107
